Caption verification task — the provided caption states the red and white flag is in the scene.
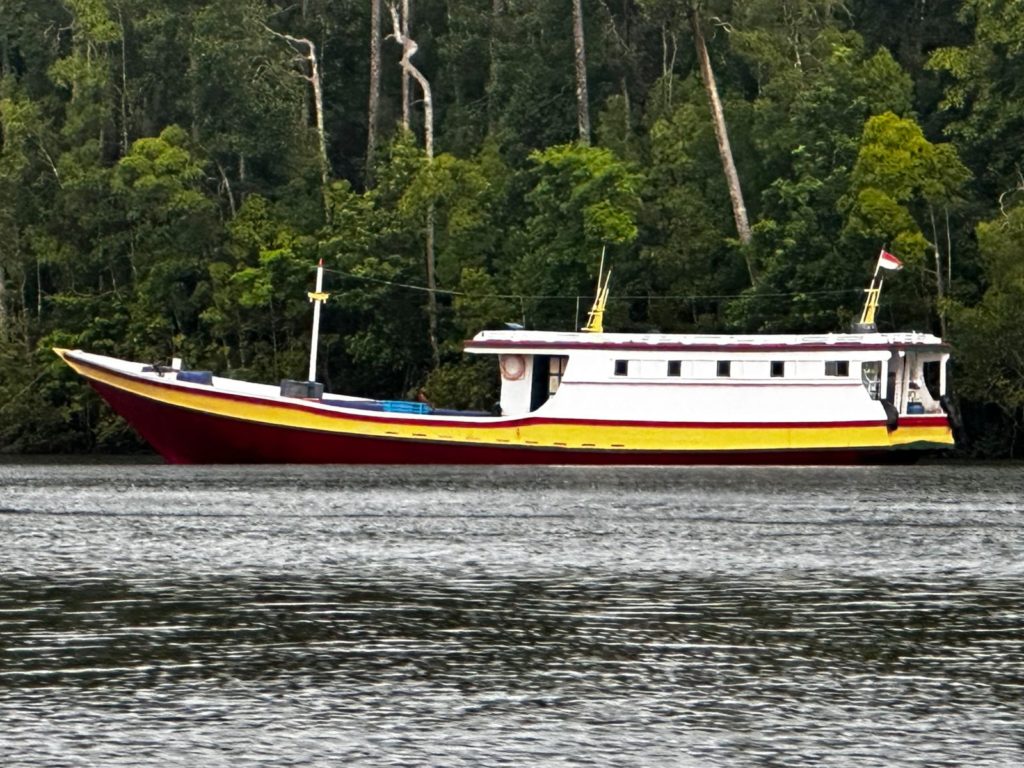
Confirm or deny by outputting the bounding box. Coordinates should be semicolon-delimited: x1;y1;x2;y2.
877;249;903;271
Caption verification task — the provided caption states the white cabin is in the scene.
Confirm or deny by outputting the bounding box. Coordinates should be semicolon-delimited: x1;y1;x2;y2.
465;330;951;425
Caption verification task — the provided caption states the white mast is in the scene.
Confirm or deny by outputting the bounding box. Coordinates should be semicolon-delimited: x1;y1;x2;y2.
307;259;328;382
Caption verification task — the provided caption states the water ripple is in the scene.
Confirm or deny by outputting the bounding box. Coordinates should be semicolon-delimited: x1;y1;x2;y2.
0;463;1022;766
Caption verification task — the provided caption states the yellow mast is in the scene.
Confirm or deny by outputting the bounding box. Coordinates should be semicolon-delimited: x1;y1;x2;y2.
859;273;883;327
857;248;907;329
582;247;611;333
858;250;891;327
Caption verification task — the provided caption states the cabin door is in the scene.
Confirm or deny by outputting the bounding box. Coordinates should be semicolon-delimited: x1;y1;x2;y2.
885;352;901;410
529;355;568;411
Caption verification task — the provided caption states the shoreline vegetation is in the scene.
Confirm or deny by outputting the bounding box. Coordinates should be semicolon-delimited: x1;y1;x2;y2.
1;1;1022;458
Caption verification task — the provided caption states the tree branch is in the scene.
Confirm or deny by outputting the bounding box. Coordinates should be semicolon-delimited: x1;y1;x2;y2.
997;166;1024;219
387;2;433;158
263;23;331;218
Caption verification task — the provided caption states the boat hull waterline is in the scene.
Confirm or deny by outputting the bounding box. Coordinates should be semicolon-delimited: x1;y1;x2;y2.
58;349;953;465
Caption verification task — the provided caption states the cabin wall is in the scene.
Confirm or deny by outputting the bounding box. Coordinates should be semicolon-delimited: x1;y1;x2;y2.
498;354;535;415
542;349;893;423
472;335;951;424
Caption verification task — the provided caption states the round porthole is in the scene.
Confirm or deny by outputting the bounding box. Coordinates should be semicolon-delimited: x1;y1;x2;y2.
499;354;526;381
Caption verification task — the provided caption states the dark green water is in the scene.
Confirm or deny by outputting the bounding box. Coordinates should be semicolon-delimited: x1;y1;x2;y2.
1;464;1022;766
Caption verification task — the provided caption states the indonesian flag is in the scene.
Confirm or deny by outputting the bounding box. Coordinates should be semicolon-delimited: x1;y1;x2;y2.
877;249;903;271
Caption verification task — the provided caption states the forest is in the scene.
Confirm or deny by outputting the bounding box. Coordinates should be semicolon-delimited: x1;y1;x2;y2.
0;0;1022;457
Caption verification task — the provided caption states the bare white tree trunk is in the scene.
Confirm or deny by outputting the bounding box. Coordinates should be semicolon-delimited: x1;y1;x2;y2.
572;0;591;145
117;8;129;157
688;6;754;280
661;22;678;106
388;5;433;158
264;25;331;217
388;3;438;366
307;41;329;203
214;159;237;217
400;0;412;132
367;0;382;185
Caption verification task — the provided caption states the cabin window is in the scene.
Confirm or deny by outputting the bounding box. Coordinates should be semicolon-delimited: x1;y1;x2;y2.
614;359;629;377
717;360;731;378
825;360;850;377
862;361;881;400
667;360;681;377
770;361;785;378
548;356;568;395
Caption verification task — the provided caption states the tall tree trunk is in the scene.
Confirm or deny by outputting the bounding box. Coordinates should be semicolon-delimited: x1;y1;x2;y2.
189;50;201;143
0;262;7;341
35;255;42;318
264;26;331;219
118;9;129;157
572;0;591;145
366;0;382;186
488;0;506;135
425;206;438;366
389;3;438;367
388;6;433;157
308;39;329;209
687;5;754;280
661;23;678;107
400;0;412;132
215;159;237;217
929;206;947;337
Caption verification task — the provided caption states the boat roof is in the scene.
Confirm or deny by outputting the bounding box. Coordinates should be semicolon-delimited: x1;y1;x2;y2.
465;329;949;354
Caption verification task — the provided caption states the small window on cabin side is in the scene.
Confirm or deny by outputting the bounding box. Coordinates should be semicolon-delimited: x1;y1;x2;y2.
614;359;629;376
717;360;731;378
861;361;881;399
548;356;568;395
667;360;681;377
825;360;850;377
771;361;785;378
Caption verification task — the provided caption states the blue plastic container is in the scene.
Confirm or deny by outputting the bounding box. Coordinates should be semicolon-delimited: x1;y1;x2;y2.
176;370;214;386
380;400;431;415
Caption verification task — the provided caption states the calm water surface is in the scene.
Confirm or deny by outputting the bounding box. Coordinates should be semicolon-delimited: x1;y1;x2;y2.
1;463;1022;766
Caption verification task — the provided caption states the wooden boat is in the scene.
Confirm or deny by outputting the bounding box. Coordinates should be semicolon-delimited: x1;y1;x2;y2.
55;253;956;464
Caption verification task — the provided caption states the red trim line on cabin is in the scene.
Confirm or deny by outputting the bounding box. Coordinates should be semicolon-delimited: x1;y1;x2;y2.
464;339;949;354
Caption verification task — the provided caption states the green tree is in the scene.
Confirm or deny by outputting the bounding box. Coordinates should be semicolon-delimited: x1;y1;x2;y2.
515;142;640;329
202;193;314;380
948;204;1024;456
842;111;970;332
640;82;742;332
112;125;219;358
928;0;1024;200
732;34;915;332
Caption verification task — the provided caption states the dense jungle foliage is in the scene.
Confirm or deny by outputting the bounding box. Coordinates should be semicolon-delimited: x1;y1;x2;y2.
1;0;1022;456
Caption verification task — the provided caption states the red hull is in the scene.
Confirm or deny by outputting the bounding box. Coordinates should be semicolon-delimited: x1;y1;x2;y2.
90;380;907;466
